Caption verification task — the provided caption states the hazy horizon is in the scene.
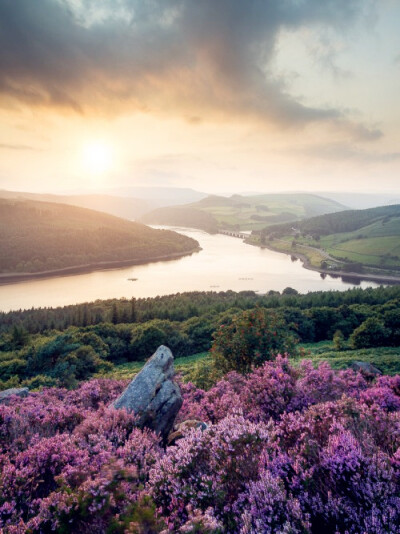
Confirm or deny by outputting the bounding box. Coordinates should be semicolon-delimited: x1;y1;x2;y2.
1;1;400;196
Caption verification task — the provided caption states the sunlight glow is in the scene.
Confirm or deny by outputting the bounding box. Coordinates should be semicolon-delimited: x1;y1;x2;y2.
82;141;114;175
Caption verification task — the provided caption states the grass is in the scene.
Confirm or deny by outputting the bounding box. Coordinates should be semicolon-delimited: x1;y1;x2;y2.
96;352;209;380
324;236;400;268
260;237;332;269
267;215;400;272
262;227;400;274
98;342;400;386
197;194;344;231
298;341;400;375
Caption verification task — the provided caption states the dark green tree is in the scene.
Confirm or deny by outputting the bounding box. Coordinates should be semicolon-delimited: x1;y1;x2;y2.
211;307;297;374
350;317;390;349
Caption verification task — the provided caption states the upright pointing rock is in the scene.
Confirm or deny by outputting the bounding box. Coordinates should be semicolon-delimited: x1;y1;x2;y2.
113;345;182;443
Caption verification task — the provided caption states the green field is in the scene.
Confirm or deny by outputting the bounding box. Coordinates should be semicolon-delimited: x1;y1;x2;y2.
198;193;345;231
142;193;346;232
263;206;400;274
298;341;400;375
96;352;208;381
98;344;400;385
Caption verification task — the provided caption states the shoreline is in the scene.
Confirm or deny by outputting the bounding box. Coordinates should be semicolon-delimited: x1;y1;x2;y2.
252;239;400;285
0;246;201;285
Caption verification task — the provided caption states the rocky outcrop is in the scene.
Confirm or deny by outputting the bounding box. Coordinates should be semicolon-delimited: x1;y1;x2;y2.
350;361;382;378
0;387;29;404
113;345;182;443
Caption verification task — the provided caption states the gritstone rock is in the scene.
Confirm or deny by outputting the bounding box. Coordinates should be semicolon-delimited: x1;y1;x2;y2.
350;361;382;378
0;387;29;405
113;345;182;442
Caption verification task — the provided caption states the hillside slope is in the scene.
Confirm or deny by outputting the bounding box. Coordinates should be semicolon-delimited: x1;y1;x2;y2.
263;204;400;274
0;190;155;220
141;206;219;233
0;199;198;274
274;204;400;236
141;193;347;231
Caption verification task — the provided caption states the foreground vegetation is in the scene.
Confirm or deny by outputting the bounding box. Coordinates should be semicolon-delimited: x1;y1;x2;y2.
0;199;198;274
2;286;400;532
1;358;399;532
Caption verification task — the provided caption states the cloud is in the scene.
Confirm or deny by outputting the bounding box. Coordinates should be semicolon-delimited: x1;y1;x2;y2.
0;143;42;151
298;142;400;164
0;0;374;135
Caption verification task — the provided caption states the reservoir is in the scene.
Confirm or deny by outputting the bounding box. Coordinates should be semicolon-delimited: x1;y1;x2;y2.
0;227;381;312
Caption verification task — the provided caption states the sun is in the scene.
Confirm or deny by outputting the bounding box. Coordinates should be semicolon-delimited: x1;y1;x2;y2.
82;140;114;175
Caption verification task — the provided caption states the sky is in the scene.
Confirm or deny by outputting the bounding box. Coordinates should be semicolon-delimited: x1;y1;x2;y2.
0;0;399;196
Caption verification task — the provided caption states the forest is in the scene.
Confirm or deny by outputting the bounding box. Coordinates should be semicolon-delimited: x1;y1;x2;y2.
2;286;400;390
0;199;198;273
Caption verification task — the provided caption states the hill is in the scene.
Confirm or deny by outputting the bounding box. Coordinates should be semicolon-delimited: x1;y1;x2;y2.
141;206;219;233
262;204;400;275
0;189;156;220
313;191;400;209
0;199;199;275
141;193;346;231
274;203;400;236
107;186;207;206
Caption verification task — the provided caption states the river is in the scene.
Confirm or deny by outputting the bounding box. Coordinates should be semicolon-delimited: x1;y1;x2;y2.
0;227;381;312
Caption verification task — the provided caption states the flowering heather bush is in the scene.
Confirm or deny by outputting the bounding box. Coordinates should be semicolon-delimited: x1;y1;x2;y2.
1;362;400;532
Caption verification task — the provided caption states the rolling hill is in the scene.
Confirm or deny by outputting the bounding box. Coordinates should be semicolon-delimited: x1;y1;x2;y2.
141;193;347;231
0;199;199;275
141;206;219;233
264;204;400;275
0;187;208;220
107;186;207;206
0;190;156;220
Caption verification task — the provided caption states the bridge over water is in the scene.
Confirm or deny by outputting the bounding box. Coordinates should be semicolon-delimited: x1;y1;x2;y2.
219;230;248;239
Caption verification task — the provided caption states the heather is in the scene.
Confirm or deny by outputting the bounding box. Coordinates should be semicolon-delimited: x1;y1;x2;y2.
1;359;400;533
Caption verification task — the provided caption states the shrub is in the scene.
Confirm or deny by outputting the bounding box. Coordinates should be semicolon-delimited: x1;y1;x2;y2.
350;317;390;349
1;363;400;533
211;308;297;374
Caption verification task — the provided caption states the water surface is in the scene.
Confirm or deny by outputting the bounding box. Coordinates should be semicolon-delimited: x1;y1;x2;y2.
0;227;380;312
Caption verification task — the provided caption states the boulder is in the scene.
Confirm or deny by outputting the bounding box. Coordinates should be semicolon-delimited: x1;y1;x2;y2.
113;345;182;443
167;419;208;446
0;387;29;405
350;361;382;378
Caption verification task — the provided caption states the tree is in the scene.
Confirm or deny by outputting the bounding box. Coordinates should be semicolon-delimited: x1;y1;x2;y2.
282;287;299;296
333;330;345;351
130;297;137;323
11;325;29;349
350;317;390;349
211;307;297;374
111;302;119;325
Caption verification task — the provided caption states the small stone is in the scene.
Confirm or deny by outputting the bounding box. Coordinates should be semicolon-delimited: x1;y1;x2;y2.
0;387;29;405
167;419;208;446
350;361;382;378
113;345;182;443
